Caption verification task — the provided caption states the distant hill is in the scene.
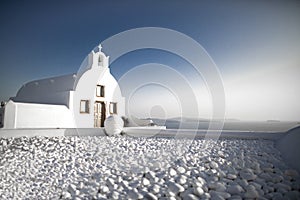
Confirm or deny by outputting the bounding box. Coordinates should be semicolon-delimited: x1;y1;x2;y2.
267;120;281;122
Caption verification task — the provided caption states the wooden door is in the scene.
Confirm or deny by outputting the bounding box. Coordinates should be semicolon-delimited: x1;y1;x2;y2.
94;101;106;127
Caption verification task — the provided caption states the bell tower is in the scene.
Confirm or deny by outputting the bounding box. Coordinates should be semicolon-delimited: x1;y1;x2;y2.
94;44;109;68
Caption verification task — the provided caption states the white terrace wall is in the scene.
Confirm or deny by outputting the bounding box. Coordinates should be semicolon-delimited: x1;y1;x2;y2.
3;101;75;129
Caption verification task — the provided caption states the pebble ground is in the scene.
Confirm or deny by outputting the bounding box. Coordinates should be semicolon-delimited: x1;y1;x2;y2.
0;136;299;199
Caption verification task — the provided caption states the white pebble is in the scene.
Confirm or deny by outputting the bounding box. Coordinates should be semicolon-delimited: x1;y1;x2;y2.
284;169;299;177
272;192;283;200
144;192;158;200
259;173;273;182
177;166;186;174
67;184;77;195
239;168;257;181
169;168;177;176
150;184;160;194
111;191;119;199
227;174;237;180
210;161;219;169
244;189;259;199
96;193;106;199
142;177;150;186
128;190;139;199
194;187;204;196
208;182;226;192
145;171;156;180
226;184;244;195
274;182;291;191
106;178;115;189
100;185;109;193
197;176;206;184
182;193;199;200
180;188;193;198
272;174;284;183
176;175;187;185
63;191;72;199
167;181;185;194
228;195;243;200
209;191;231;199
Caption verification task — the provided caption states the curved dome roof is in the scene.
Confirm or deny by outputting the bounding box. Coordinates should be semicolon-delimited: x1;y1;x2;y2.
12;73;77;104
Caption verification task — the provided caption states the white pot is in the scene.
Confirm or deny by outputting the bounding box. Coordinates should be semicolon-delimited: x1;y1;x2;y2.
104;115;124;136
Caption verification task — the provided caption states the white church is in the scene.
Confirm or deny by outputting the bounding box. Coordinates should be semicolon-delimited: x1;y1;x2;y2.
0;45;126;129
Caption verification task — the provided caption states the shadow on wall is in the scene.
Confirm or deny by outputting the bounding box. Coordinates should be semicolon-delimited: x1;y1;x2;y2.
276;126;300;173
0;101;6;128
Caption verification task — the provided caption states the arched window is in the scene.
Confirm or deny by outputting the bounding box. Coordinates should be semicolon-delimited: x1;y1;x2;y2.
98;55;103;66
80;100;90;114
96;85;105;97
109;102;117;114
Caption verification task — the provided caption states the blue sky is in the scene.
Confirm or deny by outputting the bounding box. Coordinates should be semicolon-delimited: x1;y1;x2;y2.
0;0;300;120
